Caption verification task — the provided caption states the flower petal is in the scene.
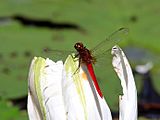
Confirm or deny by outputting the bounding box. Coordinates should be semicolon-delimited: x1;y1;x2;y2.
28;87;41;120
112;45;137;120
27;57;43;120
27;57;66;120
63;55;112;120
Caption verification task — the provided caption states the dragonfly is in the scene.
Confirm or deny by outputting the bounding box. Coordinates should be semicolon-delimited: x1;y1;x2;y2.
44;27;129;98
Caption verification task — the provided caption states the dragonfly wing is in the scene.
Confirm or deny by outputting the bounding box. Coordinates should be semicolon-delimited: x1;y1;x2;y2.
41;48;75;62
91;28;129;58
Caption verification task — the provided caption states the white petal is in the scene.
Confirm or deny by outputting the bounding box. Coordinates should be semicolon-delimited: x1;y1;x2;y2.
112;45;137;120
42;59;66;120
27;57;66;120
63;55;112;120
28;91;41;120
27;57;43;120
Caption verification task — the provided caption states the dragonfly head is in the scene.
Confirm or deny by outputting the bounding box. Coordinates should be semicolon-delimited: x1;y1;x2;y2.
74;42;84;51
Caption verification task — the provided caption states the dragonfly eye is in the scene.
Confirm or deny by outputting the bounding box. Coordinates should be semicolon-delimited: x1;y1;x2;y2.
74;42;84;50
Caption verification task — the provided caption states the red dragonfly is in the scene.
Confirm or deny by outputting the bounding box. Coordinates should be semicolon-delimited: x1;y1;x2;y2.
44;27;128;98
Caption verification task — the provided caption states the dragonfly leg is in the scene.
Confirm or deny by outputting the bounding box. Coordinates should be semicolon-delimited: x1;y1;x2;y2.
72;57;81;76
74;53;79;58
71;54;79;62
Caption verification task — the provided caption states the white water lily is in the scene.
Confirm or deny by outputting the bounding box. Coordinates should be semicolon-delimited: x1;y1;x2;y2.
27;55;112;120
27;46;137;120
112;45;137;120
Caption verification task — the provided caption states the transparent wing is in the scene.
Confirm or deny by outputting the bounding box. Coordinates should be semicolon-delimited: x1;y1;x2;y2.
41;47;75;62
91;28;129;58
